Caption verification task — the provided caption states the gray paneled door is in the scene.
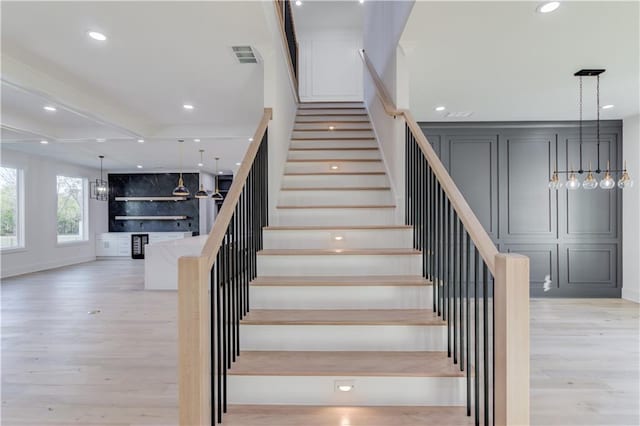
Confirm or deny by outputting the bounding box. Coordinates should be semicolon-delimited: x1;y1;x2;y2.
420;121;623;298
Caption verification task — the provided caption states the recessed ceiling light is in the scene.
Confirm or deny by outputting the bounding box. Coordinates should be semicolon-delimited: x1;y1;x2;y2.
183;104;194;110
194;138;201;142
88;31;107;41
236;162;241;166
43;106;57;112
359;0;365;4
136;165;143;169
602;104;614;109
537;2;560;13
197;162;204;167
248;137;254;142
40;140;49;145
435;106;446;112
137;139;144;143
295;0;302;5
218;171;224;175
96;138;106;143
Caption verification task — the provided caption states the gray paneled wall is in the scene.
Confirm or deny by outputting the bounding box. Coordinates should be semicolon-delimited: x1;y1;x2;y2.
419;121;623;297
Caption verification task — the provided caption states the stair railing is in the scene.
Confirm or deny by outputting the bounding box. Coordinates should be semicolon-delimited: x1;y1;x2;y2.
274;0;299;98
360;49;530;426
178;108;272;425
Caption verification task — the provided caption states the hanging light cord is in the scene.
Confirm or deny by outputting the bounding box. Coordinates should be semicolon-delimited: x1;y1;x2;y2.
578;76;583;173
596;75;601;172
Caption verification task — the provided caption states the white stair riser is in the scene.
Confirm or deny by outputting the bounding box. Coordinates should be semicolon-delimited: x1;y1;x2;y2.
294;122;371;130
240;325;445;351
298;108;366;115
257;253;421;276
291;140;378;149
275;207;396;226
296;115;370;123
263;228;411;249
292;130;375;139
283;174;389;188
285;161;384;174
228;376;465;406
298;102;365;109
278;189;393;206
288;149;381;160
250;286;432;309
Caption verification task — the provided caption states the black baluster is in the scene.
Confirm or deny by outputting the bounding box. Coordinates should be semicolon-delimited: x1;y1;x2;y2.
466;233;471;416
459;218;464;372
453;211;458;364
474;246;480;426
483;262;489;426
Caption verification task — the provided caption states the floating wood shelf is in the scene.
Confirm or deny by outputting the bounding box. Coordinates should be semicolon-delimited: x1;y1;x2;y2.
114;196;187;201
115;215;187;220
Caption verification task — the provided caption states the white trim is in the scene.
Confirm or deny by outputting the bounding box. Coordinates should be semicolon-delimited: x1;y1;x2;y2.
622;288;640;303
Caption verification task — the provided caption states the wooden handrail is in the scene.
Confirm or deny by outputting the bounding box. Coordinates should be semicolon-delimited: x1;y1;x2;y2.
200;108;272;269
359;49;498;273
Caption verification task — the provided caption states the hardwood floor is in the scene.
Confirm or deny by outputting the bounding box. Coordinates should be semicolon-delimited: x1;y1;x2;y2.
2;260;639;425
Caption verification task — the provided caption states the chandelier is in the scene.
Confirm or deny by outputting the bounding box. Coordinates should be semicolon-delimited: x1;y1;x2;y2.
172;139;190;196
549;69;633;190
90;155;108;201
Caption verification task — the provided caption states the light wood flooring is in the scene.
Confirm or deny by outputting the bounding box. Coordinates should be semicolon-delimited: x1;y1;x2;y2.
2;260;639;425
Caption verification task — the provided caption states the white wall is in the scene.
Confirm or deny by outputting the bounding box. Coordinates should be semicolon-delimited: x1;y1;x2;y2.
299;29;363;102
1;148;109;278
622;114;640;302
198;172;217;235
363;0;414;223
262;2;298;224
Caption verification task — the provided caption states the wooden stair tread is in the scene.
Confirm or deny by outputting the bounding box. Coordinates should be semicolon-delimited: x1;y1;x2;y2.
229;351;462;377
251;275;430;287
295;113;369;116
258;248;420;256
280;187;391;191
264;225;410;230
295;120;371;124
224;405;472;426
287;158;381;162
291;137;375;140
284;172;385;176
289;147;379;151
277;205;395;209
293;128;373;131
241;309;443;326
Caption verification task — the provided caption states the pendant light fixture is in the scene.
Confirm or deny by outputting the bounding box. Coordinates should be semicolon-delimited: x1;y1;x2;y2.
195;149;210;199
90;155;108;201
549;69;633;190
211;157;224;201
172;139;190;196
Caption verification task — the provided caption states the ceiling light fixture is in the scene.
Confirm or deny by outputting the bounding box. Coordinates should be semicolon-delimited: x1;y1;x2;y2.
183;104;194;110
43;106;57;112
197;149;205;168
136;165;143;169
295;0;302;5
195;149;210;199
602;104;614;109
40;140;49;145
137;139;144;143
96;138;106;143
172;139;190;196
90;155;108;201
88;31;107;41
549;69;633;191
211;157;224;201
249;137;254;142
359;0;365;3
537;1;560;13
194;138;201;142
435;106;446;112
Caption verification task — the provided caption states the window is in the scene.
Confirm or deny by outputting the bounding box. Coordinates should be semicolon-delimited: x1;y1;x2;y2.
56;175;88;244
1;166;23;249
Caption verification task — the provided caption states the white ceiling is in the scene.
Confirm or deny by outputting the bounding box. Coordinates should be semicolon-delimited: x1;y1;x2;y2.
401;1;640;122
1;1;271;172
292;0;364;33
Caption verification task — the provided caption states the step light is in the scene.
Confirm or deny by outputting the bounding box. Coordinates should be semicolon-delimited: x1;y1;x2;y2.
335;380;355;392
329;125;335;130
330;165;339;170
333;235;344;241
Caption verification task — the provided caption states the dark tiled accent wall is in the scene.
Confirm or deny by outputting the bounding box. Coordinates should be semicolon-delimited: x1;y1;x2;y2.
419;120;623;298
108;173;200;234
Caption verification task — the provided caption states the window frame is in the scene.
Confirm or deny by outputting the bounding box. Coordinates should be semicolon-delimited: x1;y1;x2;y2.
0;165;25;252
55;175;89;246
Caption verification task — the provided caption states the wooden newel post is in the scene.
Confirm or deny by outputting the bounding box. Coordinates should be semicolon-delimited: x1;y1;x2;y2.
494;253;530;426
178;256;211;426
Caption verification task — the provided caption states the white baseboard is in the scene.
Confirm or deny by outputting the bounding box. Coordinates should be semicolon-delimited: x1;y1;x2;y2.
622;288;640;303
1;256;97;279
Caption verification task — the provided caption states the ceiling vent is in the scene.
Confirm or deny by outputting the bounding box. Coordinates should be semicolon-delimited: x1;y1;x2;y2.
446;111;473;118
232;46;258;64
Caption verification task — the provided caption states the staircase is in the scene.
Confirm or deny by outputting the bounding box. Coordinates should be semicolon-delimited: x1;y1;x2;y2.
222;102;472;425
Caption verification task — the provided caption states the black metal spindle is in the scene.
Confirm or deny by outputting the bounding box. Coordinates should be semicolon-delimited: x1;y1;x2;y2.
453;211;458;364
474;246;480;426
466;233;471;416
459;217;464;372
483;262;490;426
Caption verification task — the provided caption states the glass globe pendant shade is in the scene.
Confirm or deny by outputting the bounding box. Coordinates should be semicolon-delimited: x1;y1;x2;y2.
195;184;209;199
566;173;581;190
618;171;634;189
548;172;563;190
582;172;598;190
172;175;190;196
599;172;615;190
